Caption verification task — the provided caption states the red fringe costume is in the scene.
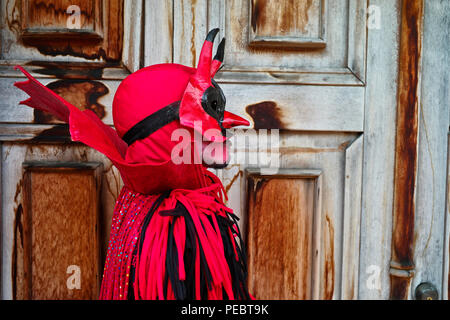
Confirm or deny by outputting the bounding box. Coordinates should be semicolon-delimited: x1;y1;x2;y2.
14;29;252;300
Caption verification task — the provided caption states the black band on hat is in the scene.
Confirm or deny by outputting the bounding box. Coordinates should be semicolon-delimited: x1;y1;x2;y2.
122;101;180;146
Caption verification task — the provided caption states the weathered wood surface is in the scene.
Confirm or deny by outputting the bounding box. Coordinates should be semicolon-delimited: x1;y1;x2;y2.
359;0;401;299
341;134;363;299
19;163;102;300
173;0;208;68
224;84;364;132
143;0;173;66
414;0;450;300
214;132;360;299
2;0;447;302
445;136;450;300
122;0;143;72
2;0;124;62
0;0;132;300
248;0;326;48
0;76;119;126
1;144;122;299
389;0;423;300
0;77;364;132
246;170;320;300
20;0;102;38
205;0;366;86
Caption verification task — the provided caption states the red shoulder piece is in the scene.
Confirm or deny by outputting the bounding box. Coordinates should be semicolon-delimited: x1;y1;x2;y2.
14;65;128;158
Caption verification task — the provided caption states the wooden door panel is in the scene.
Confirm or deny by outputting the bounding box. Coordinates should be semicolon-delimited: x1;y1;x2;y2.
410;0;450;300
221;83;364;132
209;0;366;85
249;0;326;48
2;143;122;299
3;0;123;62
19;163;102;300
246;170;322;300
213;132;363;299
21;0;103;38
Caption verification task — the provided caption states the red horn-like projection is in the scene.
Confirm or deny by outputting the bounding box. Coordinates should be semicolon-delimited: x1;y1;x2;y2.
179;28;249;142
196;28;219;79
211;38;225;77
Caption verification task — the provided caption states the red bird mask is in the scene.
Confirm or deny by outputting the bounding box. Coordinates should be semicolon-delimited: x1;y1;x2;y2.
14;28;250;194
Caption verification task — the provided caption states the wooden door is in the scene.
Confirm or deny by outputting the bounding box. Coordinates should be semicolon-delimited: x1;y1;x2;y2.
203;0;367;299
1;0;448;300
173;0;448;300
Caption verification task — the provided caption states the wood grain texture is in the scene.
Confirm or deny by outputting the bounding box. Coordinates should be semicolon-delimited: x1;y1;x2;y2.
21;0;101;38
413;0;450;300
246;172;319;300
389;0;423;300
1;144;121;299
224;83;364;132
249;0;325;48
446;135;450;300
173;0;208;68
341;134;363;299
359;0;401;299
13;163;102;299
122;0;143;72
143;0;173;66
209;0;365;86
1;76;120;125
0;143;2;299
240;133;358;299
3;0;123;62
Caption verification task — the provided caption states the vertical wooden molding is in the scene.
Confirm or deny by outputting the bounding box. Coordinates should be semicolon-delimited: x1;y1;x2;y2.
22;170;32;300
390;0;424;300
341;134;364;299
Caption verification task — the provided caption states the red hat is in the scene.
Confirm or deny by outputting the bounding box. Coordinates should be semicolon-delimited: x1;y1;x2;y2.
113;64;195;138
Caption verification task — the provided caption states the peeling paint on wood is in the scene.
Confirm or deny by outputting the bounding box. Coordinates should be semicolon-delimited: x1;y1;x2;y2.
28;61;105;80
33;80;108;124
30;125;72;143
245;101;284;129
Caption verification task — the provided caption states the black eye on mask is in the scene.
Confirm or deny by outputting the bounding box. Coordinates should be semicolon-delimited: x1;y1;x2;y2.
201;79;226;124
122;80;229;146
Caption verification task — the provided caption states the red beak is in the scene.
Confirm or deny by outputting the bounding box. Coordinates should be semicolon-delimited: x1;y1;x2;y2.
221;111;250;129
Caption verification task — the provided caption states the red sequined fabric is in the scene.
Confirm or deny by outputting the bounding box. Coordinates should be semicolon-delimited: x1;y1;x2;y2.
99;171;250;300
